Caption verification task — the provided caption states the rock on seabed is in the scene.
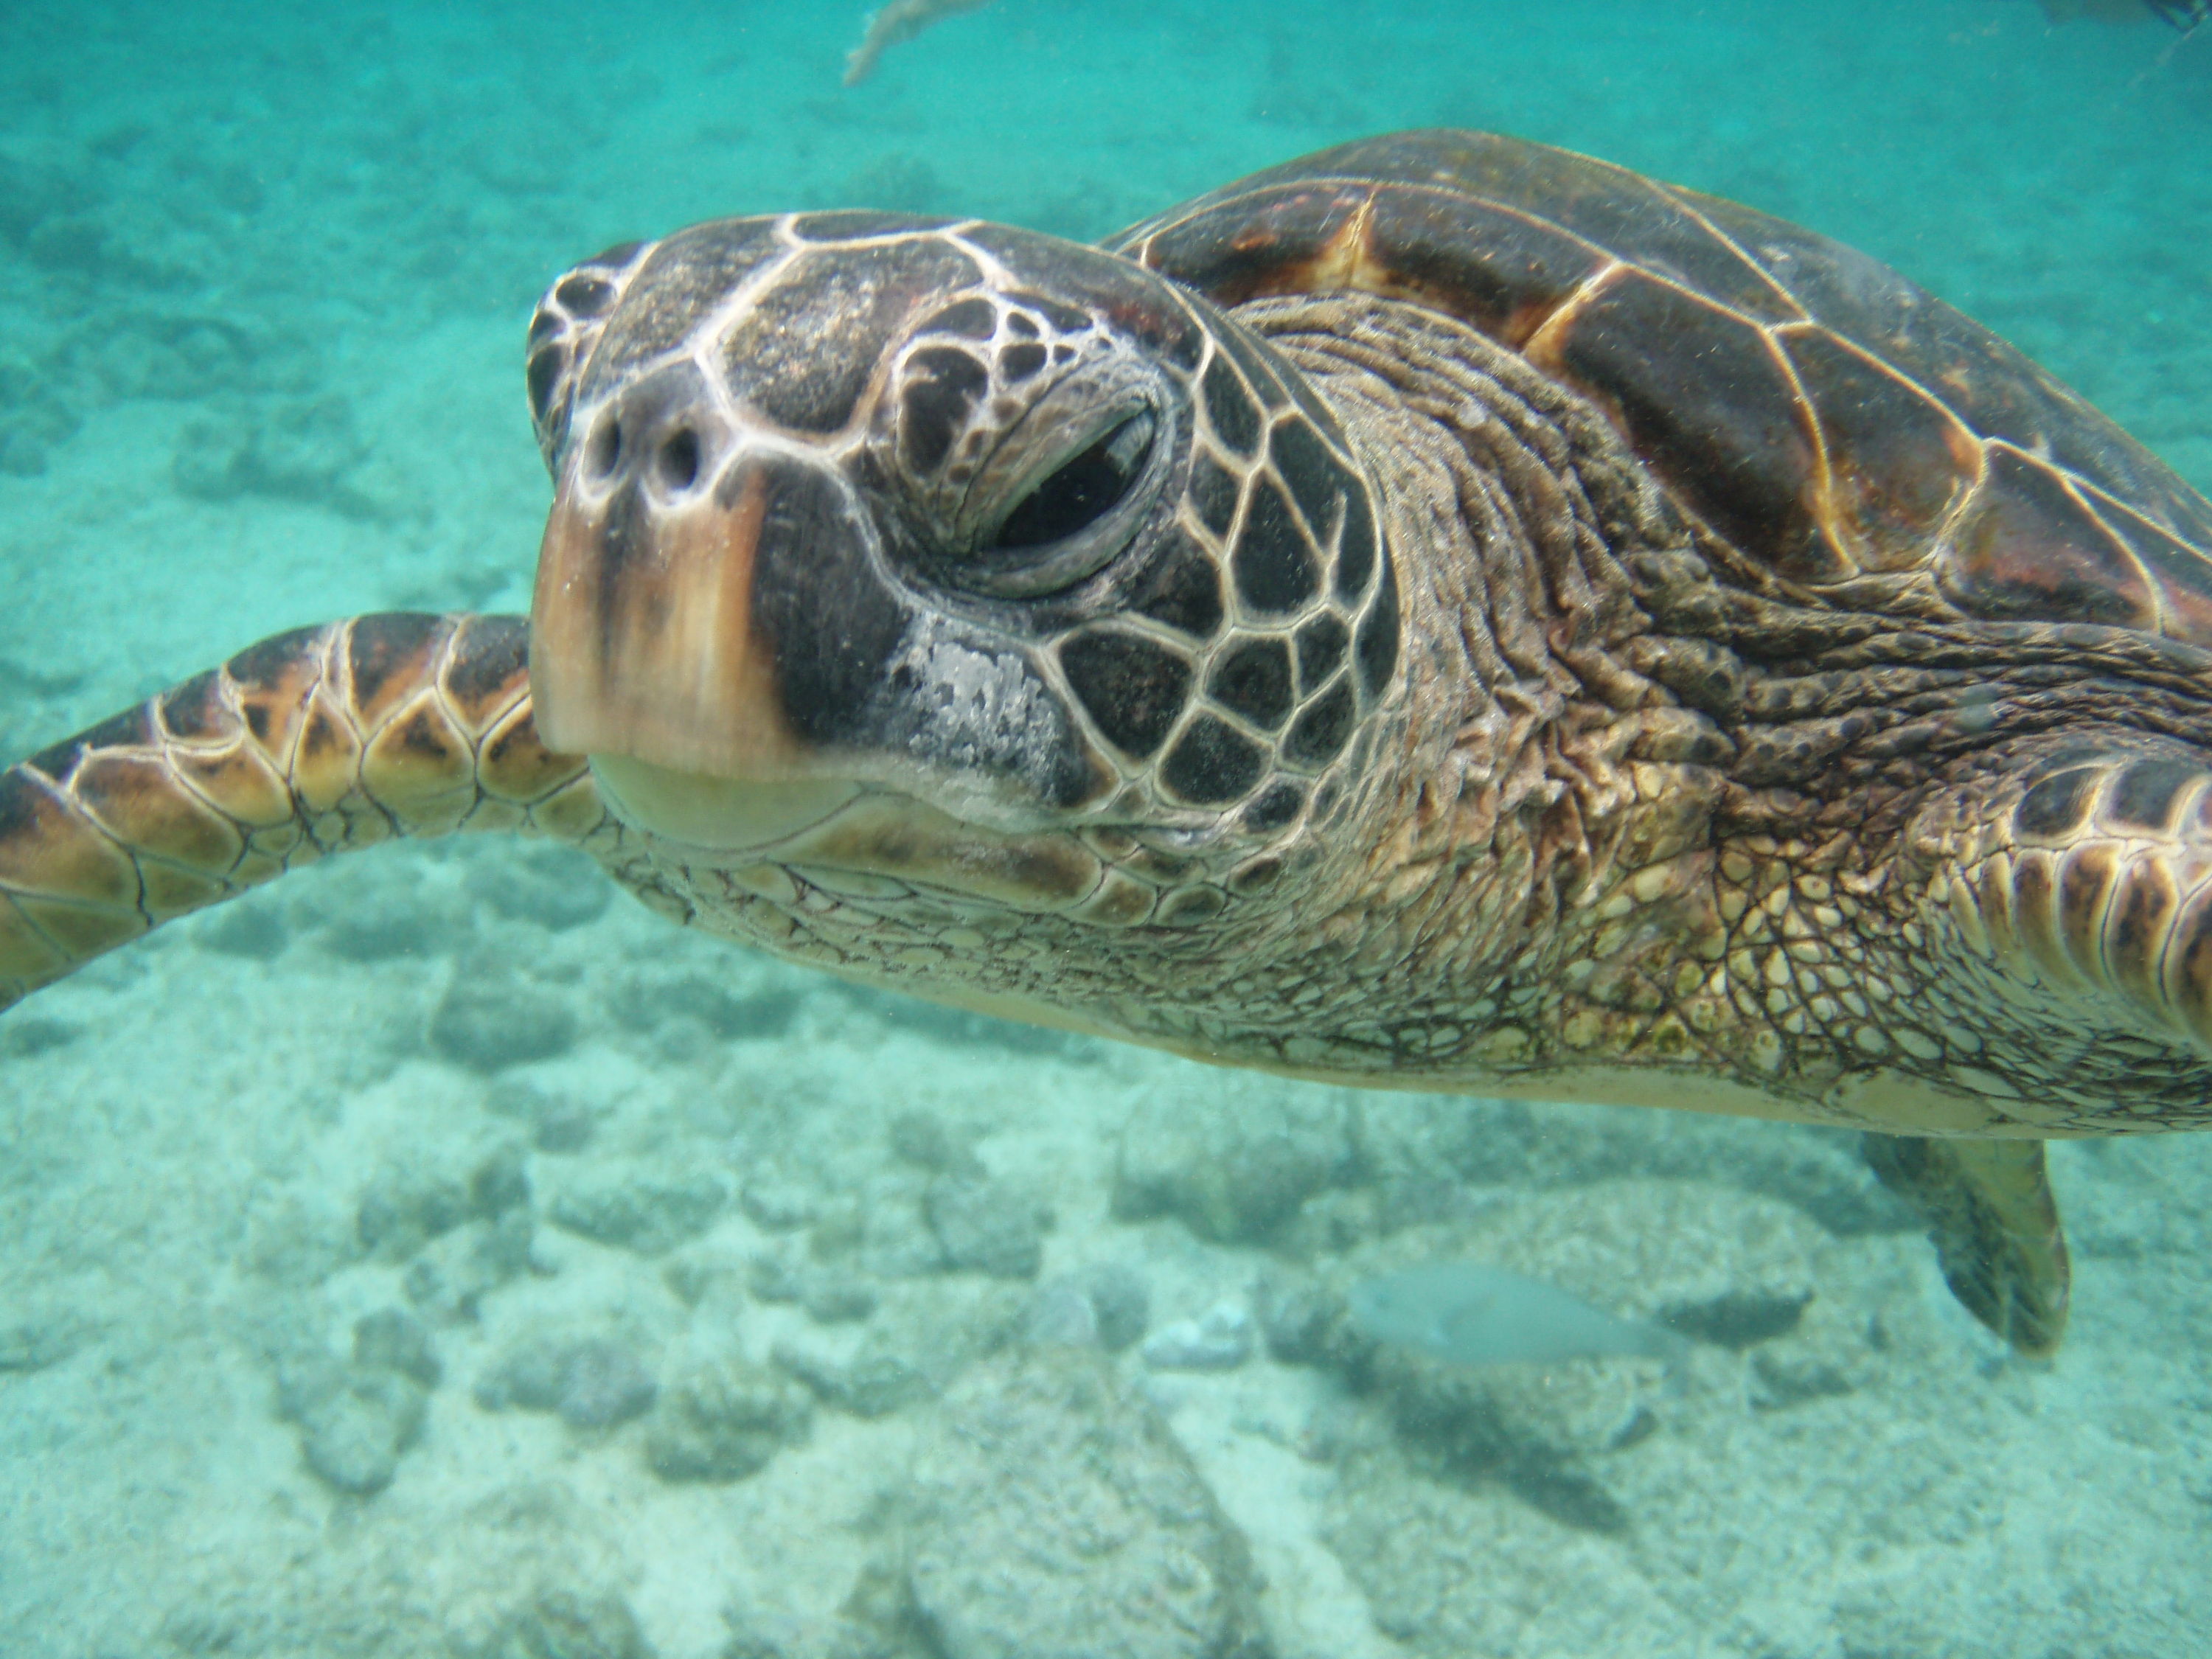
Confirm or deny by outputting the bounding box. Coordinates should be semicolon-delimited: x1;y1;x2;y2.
906;1348;1270;1659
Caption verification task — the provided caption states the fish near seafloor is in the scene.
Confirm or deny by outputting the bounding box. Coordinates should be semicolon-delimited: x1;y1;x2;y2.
1349;1262;1692;1371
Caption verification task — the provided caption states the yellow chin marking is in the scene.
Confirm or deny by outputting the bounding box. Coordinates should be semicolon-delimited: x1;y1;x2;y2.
772;793;1103;913
590;755;1109;914
589;755;859;852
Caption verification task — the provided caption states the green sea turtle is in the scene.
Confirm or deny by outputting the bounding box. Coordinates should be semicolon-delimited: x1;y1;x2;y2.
7;130;2210;1358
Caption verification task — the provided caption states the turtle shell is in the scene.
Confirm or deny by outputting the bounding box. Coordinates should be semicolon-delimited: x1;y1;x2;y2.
1107;130;2212;646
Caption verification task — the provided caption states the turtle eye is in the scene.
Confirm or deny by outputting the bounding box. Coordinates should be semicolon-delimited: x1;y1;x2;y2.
989;410;1155;552
947;406;1164;600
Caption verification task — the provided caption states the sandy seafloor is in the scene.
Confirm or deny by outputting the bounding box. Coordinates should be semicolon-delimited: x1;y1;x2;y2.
2;2;2211;1655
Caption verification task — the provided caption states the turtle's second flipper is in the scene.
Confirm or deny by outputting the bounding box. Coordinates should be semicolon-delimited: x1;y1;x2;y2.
1863;1134;2070;1358
0;613;605;1012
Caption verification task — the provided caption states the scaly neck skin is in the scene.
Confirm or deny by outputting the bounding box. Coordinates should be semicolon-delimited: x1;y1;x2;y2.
1247;291;2212;1133
1240;293;1733;1077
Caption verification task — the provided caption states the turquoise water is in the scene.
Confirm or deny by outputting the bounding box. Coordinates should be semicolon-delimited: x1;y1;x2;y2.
2;3;2210;1655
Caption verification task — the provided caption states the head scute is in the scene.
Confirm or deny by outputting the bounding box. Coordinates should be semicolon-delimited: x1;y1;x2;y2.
526;237;656;473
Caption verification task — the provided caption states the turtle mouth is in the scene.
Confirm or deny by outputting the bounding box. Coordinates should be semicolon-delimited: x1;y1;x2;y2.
588;755;861;853
591;754;1130;918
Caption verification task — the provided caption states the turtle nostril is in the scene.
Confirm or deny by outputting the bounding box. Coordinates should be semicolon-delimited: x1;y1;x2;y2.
585;416;623;481
657;427;700;493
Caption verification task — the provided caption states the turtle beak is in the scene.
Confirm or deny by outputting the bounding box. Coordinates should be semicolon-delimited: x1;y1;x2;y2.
532;445;807;779
529;425;894;846
529;350;902;757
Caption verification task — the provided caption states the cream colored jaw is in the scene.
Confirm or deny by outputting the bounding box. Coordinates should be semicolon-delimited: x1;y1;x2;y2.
588;755;861;852
588;753;1133;920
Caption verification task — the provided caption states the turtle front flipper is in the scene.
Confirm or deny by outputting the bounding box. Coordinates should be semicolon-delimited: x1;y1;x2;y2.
1863;1135;2070;1358
0;613;605;1012
1935;749;2212;1060
1865;742;2212;1352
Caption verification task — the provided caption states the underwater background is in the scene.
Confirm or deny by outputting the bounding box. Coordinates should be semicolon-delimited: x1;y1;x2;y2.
1;2;2208;1655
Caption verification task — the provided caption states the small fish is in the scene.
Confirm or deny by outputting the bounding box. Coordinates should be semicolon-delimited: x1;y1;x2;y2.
1349;1261;1691;1371
843;0;997;86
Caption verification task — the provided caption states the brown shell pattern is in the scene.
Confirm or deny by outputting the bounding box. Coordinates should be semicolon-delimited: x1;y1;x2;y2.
1107;130;2212;646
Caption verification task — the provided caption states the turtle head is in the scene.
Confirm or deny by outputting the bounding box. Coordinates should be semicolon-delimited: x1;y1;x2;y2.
522;212;1400;945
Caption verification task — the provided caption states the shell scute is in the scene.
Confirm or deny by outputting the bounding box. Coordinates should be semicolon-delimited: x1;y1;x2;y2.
2101;507;2212;642
1124;181;1370;310
1543;268;1835;585
1113;128;2212;647
1416;162;1798;327
1938;448;2158;631
1777;325;1978;574
1360;188;1608;347
1646;186;2212;557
